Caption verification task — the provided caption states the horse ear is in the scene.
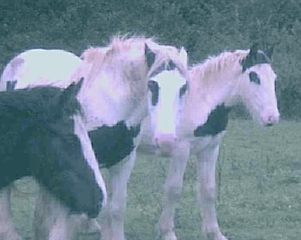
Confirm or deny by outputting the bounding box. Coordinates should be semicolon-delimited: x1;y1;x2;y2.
249;43;259;58
242;43;259;72
179;47;188;67
145;43;156;69
265;45;275;60
60;78;84;105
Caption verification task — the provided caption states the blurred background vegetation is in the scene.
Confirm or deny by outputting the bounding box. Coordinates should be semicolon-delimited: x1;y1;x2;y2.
0;0;301;118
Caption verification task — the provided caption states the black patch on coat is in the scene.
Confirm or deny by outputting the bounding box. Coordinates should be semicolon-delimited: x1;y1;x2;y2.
249;71;261;84
194;104;231;137
145;43;156;69
88;121;141;168
0;82;103;218
241;44;271;72
148;80;159;106
179;83;188;98
6;80;17;91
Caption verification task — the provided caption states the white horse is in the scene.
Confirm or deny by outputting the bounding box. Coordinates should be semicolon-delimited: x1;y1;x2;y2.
138;44;280;240
0;35;189;240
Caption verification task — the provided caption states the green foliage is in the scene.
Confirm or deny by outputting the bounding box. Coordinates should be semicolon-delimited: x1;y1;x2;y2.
1;0;301;118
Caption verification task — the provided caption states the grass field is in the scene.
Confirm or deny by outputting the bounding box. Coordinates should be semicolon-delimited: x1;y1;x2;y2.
10;119;301;240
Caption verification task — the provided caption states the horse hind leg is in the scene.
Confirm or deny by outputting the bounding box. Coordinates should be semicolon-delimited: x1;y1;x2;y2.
0;186;22;240
158;140;190;240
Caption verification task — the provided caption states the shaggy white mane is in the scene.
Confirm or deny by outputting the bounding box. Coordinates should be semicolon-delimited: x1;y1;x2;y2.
73;35;188;97
189;49;249;86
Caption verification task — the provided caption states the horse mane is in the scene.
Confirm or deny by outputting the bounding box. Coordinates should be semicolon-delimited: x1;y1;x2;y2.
0;86;82;124
71;34;189;107
189;49;249;85
77;46;109;88
73;35;151;87
74;35;182;99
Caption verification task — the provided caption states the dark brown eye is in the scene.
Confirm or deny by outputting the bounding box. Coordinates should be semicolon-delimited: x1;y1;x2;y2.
148;80;159;106
249;71;261;84
179;83;188;98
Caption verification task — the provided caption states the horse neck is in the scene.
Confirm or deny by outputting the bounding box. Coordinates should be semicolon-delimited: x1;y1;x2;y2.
77;56;149;129
184;63;242;127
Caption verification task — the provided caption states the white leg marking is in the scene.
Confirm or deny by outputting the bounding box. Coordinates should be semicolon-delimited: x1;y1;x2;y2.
159;140;190;240
0;186;22;240
196;143;227;240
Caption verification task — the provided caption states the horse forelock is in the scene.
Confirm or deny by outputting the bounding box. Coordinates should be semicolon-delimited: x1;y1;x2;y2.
148;46;188;79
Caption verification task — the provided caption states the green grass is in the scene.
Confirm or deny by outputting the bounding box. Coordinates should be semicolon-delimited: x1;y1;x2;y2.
10;120;301;239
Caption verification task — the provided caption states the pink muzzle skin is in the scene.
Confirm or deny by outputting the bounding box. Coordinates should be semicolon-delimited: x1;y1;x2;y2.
154;133;177;156
261;111;280;127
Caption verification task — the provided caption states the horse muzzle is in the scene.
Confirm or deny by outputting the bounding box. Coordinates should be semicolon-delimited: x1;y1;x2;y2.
154;133;177;155
261;110;280;126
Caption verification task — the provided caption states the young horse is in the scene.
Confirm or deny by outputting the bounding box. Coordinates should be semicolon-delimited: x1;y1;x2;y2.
0;49;84;240
0;80;106;240
138;44;279;240
0;35;189;240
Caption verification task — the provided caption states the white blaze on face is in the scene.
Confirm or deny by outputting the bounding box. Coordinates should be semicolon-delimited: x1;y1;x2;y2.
148;69;187;153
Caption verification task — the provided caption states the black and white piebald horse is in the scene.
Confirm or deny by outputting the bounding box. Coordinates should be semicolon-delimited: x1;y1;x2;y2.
0;35;189;240
138;44;280;240
0;79;106;240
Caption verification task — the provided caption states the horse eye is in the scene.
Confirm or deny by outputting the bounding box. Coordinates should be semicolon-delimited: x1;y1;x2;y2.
249;71;261;84
147;80;159;106
179;83;188;98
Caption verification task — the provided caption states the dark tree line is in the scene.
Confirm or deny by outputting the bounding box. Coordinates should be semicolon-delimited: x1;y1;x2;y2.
1;0;301;118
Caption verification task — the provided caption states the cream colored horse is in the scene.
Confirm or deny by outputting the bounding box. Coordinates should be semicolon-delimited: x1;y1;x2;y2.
138;44;279;240
0;35;189;240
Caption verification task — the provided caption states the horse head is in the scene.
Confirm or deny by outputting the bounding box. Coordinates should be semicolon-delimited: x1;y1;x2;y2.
145;44;189;154
239;44;279;126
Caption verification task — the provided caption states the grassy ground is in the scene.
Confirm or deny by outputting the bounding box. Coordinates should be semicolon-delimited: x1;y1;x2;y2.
10;119;301;239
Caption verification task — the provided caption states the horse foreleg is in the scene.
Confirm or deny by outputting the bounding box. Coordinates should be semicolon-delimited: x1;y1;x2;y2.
101;150;136;240
196;142;227;240
159;140;190;240
0;186;22;240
